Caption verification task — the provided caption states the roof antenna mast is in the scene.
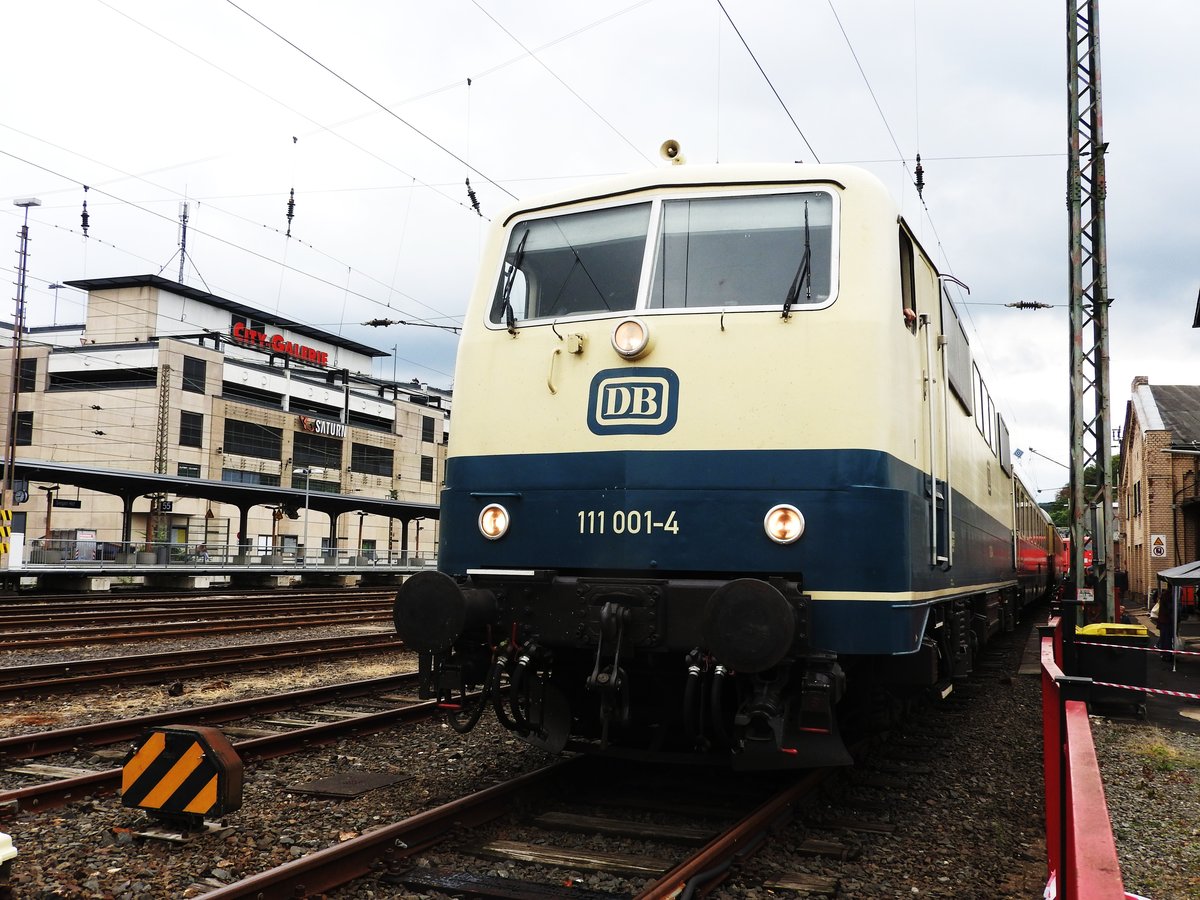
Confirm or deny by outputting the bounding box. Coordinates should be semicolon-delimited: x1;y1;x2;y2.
177;201;190;284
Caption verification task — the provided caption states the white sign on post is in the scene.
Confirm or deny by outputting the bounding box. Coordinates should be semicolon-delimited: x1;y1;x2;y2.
1151;534;1167;558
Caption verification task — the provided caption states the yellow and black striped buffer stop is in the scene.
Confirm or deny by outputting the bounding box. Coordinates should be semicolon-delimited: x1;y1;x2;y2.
121;725;243;819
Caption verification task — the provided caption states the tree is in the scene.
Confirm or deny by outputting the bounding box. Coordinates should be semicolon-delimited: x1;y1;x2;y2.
1043;458;1120;529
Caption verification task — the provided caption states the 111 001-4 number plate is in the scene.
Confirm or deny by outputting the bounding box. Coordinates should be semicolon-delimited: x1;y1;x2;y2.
577;509;679;536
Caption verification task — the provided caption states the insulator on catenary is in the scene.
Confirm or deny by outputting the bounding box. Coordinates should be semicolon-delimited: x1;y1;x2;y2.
81;185;90;237
914;154;925;201
466;178;481;216
286;187;296;238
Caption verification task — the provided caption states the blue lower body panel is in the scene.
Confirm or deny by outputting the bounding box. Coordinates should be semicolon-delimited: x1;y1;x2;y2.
440;447;1012;656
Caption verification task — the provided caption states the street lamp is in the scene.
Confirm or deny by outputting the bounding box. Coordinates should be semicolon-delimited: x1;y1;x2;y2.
39;485;59;544
47;283;64;326
293;466;325;564
413;515;426;560
3;198;40;537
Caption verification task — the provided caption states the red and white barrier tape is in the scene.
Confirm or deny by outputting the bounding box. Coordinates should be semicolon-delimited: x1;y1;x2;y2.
1075;640;1200;658
1090;680;1200;701
1045;872;1151;900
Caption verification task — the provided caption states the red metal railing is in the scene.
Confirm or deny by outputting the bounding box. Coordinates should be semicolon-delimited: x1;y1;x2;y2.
1040;616;1127;899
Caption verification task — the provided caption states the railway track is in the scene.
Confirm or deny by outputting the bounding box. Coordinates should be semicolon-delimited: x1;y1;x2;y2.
0;615;1047;897
0;631;401;698
191;642;1026;899
0;588;395;648
0;608;393;649
193;756;838;899
0;678;438;813
0;593;392;627
0;585;391;607
0;671;423;762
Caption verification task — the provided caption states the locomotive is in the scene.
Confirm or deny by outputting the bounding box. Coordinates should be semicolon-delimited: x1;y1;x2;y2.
394;148;1059;769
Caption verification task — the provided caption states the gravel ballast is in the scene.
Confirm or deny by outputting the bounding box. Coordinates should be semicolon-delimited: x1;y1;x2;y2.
1;615;1198;897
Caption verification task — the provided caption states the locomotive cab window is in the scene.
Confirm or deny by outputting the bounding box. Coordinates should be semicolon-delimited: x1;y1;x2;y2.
489;203;650;325
488;188;836;327
648;192;833;310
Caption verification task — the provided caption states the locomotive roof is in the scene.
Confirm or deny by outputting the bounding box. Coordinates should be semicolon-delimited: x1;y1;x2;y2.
498;162;890;227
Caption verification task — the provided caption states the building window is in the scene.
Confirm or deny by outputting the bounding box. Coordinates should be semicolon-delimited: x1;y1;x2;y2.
221;468;281;487
48;367;158;391
294;431;342;469
289;470;340;493
180;411;204;448
18;358;37;392
421;417;436;443
351;443;393;476
182;356;207;393
15;410;33;445
177;462;201;478
223;420;283;460
420;455;434;482
231;314;267;334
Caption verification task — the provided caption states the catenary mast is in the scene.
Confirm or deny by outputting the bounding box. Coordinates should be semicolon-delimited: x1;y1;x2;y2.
1066;0;1115;621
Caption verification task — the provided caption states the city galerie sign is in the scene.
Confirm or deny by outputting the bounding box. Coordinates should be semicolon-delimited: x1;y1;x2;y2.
231;321;329;366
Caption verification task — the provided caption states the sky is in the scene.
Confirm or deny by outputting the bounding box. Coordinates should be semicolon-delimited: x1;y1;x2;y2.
2;0;1198;501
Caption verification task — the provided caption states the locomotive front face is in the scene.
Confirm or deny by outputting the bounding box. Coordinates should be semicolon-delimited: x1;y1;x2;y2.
393;164;1016;768
443;185;843;582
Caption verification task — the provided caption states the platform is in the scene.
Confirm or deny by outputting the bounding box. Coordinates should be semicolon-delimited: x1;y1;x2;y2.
3;553;425;592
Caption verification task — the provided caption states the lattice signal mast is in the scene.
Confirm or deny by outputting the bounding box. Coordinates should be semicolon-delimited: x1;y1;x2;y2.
1067;0;1115;620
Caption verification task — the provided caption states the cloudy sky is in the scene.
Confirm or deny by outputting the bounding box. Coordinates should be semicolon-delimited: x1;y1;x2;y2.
3;0;1198;499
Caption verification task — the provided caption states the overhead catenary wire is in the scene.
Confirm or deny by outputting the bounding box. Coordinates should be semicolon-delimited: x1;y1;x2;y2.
0;149;465;337
0;130;465;331
222;0;519;201
814;2;1051;469
469;1;654;167
716;0;820;163
88;1;491;221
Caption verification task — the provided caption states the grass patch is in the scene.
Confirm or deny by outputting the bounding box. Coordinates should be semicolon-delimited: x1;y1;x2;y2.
1134;734;1200;773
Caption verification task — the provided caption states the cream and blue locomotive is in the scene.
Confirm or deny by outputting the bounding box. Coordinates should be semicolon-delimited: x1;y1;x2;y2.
394;149;1039;768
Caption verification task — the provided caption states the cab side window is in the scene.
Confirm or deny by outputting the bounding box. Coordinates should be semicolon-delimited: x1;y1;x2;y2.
899;230;917;331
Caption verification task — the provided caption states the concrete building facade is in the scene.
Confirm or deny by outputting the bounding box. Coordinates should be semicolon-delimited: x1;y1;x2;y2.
1;274;448;565
1117;377;1200;603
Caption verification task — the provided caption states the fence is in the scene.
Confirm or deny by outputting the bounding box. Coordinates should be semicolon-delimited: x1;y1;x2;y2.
1040;616;1128;899
19;538;426;569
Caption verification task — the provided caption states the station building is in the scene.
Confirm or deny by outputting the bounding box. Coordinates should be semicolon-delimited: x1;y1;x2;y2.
1;274;448;566
1117;376;1200;603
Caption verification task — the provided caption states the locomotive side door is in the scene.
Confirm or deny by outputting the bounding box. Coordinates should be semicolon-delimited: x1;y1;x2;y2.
903;227;951;569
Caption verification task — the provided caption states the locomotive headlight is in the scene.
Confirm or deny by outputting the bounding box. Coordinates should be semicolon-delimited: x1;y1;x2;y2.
478;503;510;540
764;504;805;544
611;317;651;359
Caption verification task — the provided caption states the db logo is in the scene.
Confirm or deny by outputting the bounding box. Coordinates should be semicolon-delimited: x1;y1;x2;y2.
587;368;680;435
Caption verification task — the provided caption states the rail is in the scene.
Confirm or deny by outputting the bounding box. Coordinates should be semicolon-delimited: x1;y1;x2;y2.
1039;615;1127;899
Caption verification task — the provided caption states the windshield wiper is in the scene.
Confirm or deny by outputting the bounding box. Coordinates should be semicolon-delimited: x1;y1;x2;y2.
782;201;812;320
500;229;529;334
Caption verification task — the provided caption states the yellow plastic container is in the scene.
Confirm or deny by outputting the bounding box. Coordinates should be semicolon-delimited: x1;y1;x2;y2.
1076;623;1149;637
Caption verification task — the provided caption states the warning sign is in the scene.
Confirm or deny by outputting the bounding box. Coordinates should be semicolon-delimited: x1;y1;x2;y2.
1151;534;1167;558
122;725;242;823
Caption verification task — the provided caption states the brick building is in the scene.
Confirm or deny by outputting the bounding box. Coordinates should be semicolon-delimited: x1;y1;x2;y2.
1117;377;1200;603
